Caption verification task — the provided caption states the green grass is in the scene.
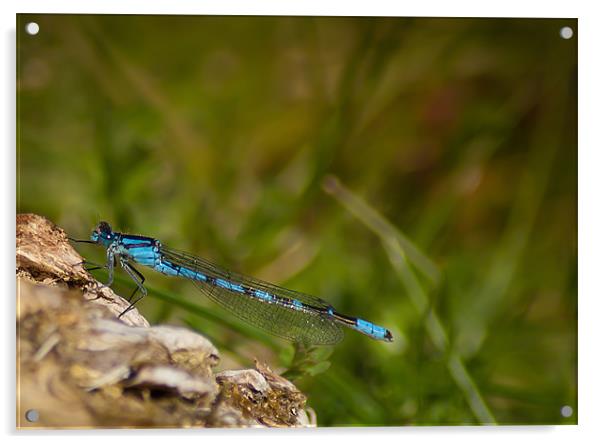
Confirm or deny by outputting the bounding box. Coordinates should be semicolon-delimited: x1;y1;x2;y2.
17;15;577;426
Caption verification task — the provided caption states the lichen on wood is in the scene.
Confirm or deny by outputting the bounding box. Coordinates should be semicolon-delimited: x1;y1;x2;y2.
16;213;313;429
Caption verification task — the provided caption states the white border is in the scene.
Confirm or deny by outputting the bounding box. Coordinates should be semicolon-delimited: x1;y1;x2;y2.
3;1;598;443
7;0;581;17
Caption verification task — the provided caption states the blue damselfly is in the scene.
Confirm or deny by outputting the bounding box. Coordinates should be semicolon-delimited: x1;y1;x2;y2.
73;222;393;345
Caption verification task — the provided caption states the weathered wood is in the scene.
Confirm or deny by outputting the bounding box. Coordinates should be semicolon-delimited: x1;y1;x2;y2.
16;213;312;429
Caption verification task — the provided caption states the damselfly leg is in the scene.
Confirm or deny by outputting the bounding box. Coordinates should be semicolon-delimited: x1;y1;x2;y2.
118;259;147;318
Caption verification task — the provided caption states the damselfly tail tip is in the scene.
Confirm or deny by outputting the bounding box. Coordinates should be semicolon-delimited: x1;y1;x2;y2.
384;329;393;342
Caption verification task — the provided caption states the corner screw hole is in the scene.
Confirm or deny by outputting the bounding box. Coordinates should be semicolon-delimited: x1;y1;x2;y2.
25;22;40;36
560;26;573;40
25;409;39;422
561;405;573;418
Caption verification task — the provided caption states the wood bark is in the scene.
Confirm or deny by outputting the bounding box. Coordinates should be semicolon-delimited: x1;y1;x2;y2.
16;213;312;429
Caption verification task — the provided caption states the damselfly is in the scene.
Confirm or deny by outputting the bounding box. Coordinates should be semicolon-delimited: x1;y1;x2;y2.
73;222;393;345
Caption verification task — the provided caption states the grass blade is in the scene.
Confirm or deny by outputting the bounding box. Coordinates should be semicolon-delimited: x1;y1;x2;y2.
324;176;496;424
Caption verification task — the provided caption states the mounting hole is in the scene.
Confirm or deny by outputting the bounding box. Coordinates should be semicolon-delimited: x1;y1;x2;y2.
25;409;39;422
560;405;573;418
559;26;573;40
25;22;40;35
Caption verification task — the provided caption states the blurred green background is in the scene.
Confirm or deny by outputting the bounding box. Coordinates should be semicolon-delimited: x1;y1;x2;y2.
17;15;577;426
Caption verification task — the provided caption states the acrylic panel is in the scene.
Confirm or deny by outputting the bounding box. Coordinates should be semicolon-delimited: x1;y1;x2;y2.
16;14;577;428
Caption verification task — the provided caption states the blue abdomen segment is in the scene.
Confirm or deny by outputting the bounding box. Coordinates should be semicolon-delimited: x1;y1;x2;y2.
353;318;393;341
179;266;207;281
155;260;208;282
215;278;245;293
253;289;273;302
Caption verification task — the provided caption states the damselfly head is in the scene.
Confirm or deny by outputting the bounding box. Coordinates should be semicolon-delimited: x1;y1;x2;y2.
90;221;114;245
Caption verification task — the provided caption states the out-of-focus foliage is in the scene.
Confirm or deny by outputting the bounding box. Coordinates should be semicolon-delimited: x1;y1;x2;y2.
17;15;576;426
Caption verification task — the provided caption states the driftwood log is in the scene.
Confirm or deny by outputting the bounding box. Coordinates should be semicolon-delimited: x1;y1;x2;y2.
16;213;312;429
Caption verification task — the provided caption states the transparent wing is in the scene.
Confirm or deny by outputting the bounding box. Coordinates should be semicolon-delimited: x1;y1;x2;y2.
161;246;344;345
